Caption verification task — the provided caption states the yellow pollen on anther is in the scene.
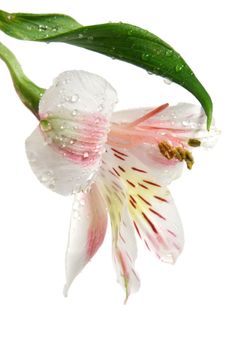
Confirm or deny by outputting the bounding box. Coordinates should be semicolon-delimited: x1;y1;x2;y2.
158;141;194;169
188;138;201;147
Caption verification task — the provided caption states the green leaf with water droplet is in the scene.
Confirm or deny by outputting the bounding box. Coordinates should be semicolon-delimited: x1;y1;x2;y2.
0;10;81;40
0;9;213;128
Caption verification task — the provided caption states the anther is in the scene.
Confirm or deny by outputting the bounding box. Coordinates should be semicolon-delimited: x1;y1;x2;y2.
158;141;194;169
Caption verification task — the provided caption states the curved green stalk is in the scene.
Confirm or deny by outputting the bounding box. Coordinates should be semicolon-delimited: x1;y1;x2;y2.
0;41;44;116
0;9;213;129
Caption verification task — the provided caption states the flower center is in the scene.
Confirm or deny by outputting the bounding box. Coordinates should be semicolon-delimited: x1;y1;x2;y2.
107;103;195;168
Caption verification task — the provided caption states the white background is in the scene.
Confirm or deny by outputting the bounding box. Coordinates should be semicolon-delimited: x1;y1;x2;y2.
0;1;232;349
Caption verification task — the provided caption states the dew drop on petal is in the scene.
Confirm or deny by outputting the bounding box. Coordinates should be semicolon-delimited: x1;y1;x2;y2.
83;152;89;159
182;120;190;127
71;94;79;103
72;109;78;116
40;170;56;189
97;104;104;112
163;78;172;85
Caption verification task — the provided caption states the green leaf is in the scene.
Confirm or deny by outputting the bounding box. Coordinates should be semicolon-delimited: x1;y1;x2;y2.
0;10;81;40
0;9;213;129
0;41;44;116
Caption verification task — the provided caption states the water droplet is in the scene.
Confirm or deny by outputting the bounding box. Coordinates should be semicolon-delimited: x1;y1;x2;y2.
163;78;172;85
142;53;150;61
72;209;79;219
71;94;79;103
156;49;162;56
52;26;59;32
7;15;14;21
165;49;173;57
87;36;94;41
95;116;101;124
40;170;56;188
97;104;104;112
175;64;184;72
147;70;153;75
182;120;190;127
78;34;84;39
80;199;85;206
83;152;89;159
72;109;78;116
46;137;53;145
38;25;48;32
161;253;174;264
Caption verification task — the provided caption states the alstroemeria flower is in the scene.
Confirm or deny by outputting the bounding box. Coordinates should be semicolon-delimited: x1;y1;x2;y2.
25;70;218;301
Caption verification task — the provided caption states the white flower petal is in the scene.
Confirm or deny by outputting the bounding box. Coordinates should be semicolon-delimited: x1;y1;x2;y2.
25;127;101;195
40;70;117;119
100;146;184;265
64;183;107;296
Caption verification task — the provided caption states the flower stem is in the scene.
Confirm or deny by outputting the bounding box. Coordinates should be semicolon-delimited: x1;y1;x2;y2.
0;41;45;118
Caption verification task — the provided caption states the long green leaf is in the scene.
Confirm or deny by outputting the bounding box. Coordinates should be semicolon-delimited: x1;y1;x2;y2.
0;9;213;128
0;41;44;116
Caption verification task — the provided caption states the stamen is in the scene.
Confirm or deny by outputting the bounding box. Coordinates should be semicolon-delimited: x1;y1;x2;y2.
188;138;201;147
158;141;194;169
127;103;169;128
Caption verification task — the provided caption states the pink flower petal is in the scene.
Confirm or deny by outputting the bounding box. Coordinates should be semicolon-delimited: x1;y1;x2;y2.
26;70;118;195
64;183;107;296
97;151;140;301
25;127;101;195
